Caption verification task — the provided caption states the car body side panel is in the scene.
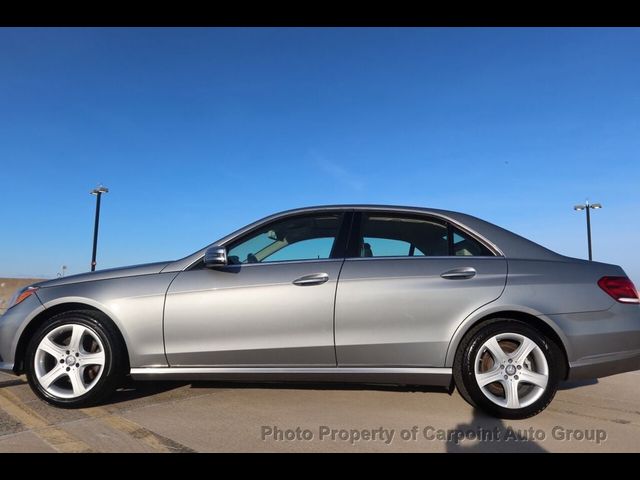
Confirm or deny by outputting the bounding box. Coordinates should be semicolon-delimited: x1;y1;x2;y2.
444;259;632;368
499;259;620;315
163;261;343;367
35;272;177;368
335;256;507;367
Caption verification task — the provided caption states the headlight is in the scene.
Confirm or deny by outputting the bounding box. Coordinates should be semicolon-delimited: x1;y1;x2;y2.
6;286;39;310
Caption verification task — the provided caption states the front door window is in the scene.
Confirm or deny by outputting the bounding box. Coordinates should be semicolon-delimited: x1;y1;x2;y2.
227;213;344;264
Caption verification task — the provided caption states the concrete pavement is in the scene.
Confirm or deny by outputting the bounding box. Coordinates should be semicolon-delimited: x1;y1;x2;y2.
0;370;639;452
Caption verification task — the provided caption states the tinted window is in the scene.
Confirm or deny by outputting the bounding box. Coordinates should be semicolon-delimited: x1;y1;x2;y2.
267;237;335;262
227;214;342;264
358;214;448;257
452;227;493;256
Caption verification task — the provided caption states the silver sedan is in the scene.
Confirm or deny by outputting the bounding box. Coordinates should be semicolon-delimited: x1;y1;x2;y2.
1;205;639;419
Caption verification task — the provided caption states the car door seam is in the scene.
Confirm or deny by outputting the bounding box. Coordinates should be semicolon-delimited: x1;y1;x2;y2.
332;259;346;367
161;271;182;368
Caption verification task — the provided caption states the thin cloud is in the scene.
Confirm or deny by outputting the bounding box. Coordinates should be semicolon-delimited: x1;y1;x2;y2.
312;153;365;191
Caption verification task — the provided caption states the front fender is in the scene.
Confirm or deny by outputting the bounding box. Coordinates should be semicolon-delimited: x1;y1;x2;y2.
34;273;177;368
38;295;134;358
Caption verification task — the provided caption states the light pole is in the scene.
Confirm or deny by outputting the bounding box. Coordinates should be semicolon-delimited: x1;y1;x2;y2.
573;200;602;261
90;185;109;271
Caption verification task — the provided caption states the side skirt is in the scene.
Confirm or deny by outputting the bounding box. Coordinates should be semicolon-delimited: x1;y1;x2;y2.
130;367;452;388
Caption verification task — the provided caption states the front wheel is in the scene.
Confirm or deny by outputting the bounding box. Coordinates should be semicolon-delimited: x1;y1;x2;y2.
25;310;125;408
454;319;562;419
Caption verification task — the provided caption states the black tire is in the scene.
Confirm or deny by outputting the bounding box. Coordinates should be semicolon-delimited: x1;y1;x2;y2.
25;310;125;408
453;318;562;419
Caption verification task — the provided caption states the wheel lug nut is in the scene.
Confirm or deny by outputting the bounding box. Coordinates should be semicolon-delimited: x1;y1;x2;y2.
59;359;64;363
76;363;80;368
517;365;522;370
66;350;70;355
514;375;519;380
500;365;504;369
75;353;80;357
66;367;70;372
504;375;508;380
508;359;513;363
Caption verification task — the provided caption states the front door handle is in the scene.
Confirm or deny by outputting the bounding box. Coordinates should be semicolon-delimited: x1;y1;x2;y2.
292;273;330;286
440;267;477;280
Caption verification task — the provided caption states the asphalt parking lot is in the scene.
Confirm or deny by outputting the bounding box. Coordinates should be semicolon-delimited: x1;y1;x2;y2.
0;370;639;452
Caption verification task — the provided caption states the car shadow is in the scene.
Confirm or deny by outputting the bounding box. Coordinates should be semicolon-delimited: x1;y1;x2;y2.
13;375;598;414
104;377;598;407
445;408;548;452
104;379;192;405
188;380;450;394
0;378;27;389
105;381;549;452
113;376;599;398
558;378;598;390
101;378;450;406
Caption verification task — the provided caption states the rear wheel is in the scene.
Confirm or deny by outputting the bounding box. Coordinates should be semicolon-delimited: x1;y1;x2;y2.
454;319;561;419
25;310;125;408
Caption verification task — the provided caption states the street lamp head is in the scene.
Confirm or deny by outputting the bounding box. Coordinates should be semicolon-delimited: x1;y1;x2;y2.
574;205;586;211
590;203;602;209
90;184;109;195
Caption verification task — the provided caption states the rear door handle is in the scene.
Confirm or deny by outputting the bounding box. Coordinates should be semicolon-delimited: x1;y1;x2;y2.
440;267;477;280
292;273;330;286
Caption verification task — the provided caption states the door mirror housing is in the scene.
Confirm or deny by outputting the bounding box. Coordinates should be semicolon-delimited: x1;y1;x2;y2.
204;246;228;268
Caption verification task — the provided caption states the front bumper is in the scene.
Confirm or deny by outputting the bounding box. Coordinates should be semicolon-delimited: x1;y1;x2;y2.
0;293;45;375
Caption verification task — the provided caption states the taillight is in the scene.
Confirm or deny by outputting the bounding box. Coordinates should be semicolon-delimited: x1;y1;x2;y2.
598;276;639;304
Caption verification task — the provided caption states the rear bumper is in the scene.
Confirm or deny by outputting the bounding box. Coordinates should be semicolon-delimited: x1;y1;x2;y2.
547;304;640;380
568;349;640;380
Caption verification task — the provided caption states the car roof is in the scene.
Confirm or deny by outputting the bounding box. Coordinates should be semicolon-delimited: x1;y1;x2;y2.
165;204;566;272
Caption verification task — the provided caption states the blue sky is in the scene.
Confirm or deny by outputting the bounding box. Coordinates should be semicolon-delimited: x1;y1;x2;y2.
0;28;639;284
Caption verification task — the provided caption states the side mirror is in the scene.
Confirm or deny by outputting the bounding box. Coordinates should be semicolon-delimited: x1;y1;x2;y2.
204;246;228;268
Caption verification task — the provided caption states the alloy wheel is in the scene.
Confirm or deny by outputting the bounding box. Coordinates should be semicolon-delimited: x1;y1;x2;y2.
34;323;106;399
473;332;549;409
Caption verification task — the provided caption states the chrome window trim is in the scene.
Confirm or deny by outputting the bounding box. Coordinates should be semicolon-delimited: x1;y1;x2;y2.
185;210;351;271
445;219;503;257
354;209;503;258
131;367;451;374
181;206;504;271
345;255;503;262
207;258;344;269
